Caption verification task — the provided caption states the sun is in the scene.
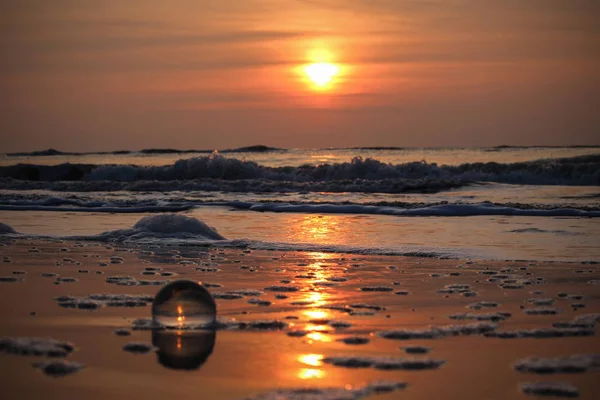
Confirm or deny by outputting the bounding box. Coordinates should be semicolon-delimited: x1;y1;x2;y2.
304;62;339;88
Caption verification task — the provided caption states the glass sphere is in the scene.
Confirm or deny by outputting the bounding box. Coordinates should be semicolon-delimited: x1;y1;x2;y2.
152;280;216;327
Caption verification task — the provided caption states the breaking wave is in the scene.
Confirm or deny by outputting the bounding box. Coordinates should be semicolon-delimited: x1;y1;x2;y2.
1;154;598;195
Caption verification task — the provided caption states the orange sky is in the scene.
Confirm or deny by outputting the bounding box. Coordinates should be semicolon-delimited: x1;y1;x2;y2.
1;0;599;151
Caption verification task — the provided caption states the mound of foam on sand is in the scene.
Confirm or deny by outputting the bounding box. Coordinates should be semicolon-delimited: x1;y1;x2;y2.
0;223;16;234
132;214;225;239
70;214;225;242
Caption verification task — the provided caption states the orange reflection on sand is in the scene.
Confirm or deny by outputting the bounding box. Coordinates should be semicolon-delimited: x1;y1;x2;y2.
303;309;328;320
298;368;326;380
297;354;325;379
298;354;323;367
306;331;331;343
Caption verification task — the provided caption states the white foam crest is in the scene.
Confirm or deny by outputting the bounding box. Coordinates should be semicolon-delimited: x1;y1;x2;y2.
66;214;225;242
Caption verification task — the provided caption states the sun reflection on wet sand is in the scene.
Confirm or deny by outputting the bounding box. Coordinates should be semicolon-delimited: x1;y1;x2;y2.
298;354;323;367
297;354;326;380
298;368;326;379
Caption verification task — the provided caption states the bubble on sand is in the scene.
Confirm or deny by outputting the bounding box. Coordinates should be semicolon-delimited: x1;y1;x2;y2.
264;285;300;292
34;360;83;377
449;312;511;322
0;337;74;357
394;291;410;295
524;308;561;316
245;381;407;400
152;280;216;328
114;328;131;336
378;322;497;340
402;345;431;354
212;292;244;300
0;276;20;282
247;298;272;307
328;320;352;329
322;356;445;370
553;314;600;329
350;304;384;311
485;328;594;339
467;301;499;310
337;336;370;345
521;382;579;398
202;282;222;288
527;298;554;306
56;277;78;283
359;286;393;292
514;354;600;374
123;342;156;354
54;294;153;310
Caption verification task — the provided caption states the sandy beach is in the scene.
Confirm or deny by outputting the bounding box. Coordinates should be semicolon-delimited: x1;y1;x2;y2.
1;238;598;399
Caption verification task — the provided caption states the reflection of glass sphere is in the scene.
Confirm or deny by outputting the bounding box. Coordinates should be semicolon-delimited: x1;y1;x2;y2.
152;280;216;327
152;330;216;370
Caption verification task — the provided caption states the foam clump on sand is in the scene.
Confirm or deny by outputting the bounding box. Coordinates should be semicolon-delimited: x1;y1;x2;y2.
123;342;156;354
467;301;499;310
34;360;83;377
131;317;287;331
402;346;431;354
0;337;74;357
485;327;594;339
132;214;224;239
520;382;579;398
378;322;496;340
79;214;225;242
523;307;562;315
449;312;511;322
322;356;445;370
54;294;154;309
0;222;16;234
243;381;407;400
514;354;600;374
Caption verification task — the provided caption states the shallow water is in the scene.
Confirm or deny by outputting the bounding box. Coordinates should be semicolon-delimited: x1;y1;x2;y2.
1;209;599;261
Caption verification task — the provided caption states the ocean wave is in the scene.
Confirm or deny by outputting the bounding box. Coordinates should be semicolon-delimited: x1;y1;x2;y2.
1;154;598;190
1;196;598;217
222;201;600;217
6;145;284;157
0;177;464;194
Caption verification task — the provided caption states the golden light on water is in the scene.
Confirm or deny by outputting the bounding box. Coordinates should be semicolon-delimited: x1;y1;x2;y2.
303;309;328;320
298;368;325;380
298;354;323;367
297;354;325;380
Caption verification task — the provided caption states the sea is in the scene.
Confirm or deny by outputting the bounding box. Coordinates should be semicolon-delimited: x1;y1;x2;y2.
1;146;598;262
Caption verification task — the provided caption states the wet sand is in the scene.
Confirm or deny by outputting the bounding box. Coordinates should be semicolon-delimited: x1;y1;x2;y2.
0;239;599;399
